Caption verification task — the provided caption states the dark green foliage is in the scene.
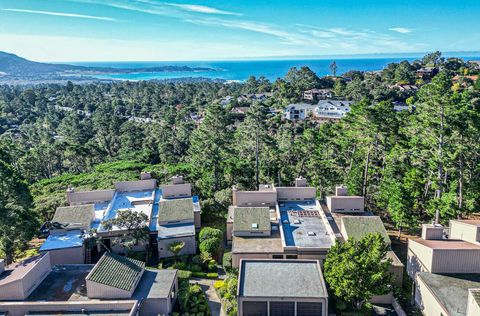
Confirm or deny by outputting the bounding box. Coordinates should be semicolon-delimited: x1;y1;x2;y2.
324;233;393;310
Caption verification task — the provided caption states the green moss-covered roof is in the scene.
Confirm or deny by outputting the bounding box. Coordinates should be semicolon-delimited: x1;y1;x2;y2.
51;204;95;229
158;198;194;223
341;216;391;244
233;207;271;232
86;253;145;291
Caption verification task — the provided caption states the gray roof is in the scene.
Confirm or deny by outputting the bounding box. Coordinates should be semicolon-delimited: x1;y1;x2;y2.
158;198;194;223
133;269;177;299
341;216;391;244
157;222;195;239
86;253;145;291
238;260;328;298
52;204;95;230
417;272;480;316
233;207;271;232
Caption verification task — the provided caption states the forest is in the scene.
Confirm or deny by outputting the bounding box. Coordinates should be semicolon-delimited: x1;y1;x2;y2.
1;51;480;259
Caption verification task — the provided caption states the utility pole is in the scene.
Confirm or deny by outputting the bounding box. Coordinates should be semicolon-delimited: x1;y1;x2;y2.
255;129;259;190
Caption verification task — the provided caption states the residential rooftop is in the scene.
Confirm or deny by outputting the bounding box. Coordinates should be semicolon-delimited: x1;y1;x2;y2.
132;268;177;299
278;200;334;249
86;253;145;292
158;198;194;223
341;216;391;245
238;259;327;298
40;230;84;252
411;238;480;250
157;222;195;239
232;207;271;233
51;204;95;230
0;254;46;287
417;272;480;316
232;230;283;254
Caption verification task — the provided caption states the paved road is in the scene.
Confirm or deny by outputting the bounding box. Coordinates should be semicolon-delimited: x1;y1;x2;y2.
190;278;226;316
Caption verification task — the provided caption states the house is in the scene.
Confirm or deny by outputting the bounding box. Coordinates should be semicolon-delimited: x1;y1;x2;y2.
283;100;353;122
39;173;201;262
325;185;364;213
237;93;273;103
227;178;336;268
237;259;329;316
0;252;178;316
407;220;480;315
393;83;418;92
314;100;353;122
415;67;438;80
303;88;333;101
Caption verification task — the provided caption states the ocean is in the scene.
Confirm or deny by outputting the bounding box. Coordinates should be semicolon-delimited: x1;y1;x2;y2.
71;55;480;82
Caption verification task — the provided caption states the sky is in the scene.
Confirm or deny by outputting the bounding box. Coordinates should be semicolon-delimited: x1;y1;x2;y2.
0;0;479;61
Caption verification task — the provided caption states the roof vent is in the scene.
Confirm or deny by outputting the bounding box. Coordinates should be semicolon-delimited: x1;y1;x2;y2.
293;219;301;224
251;223;259;229
307;231;316;236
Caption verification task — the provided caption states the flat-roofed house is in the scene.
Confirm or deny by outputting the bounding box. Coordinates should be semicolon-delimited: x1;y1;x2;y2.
326;185;364;213
408;220;480;315
340;216;391;245
237;259;328;316
228;178;336;268
157;198;197;258
0;253;52;301
86;252;145;299
133;269;178;316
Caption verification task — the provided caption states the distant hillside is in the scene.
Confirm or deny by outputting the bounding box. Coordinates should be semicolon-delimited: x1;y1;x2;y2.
0;51;215;78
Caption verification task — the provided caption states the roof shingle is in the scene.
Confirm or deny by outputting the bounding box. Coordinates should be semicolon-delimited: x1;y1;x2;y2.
158;198;194;223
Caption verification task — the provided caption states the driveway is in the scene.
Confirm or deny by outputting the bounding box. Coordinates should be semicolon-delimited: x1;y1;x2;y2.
190;278;226;316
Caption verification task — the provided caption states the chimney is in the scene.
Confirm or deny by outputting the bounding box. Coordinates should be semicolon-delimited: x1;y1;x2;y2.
140;172;152;180
171;175;184;185
295;177;307;187
0;259;5;274
66;186;75;205
335;185;348;196
232;186;238;206
421;223;444;240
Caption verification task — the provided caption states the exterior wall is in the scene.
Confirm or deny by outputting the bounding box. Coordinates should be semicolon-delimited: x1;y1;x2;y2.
467;290;480;316
109;238;148;255
414;275;448;316
194;211;201;230
238;297;328;316
431;249;480;273
140;278;177;316
0;300;137;316
42;246;84;265
275;187;316;201
232;253;271;269
226;222;233;242
450;221;480;243
326;196;364;213
68;189;115;205
390;263;404;288
86;280;134;299
421;224;444;240
161;183;192;199
233;230;271;238
158;235;196;258
115;179;156;192
370;293;393;305
233;190;277;207
407;241;433;277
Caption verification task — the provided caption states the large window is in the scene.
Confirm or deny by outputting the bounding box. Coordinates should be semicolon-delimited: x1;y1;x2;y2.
297;302;323;316
270;301;294;316
243;301;267;316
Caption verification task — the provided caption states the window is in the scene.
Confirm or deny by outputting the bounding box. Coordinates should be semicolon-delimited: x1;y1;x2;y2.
297;302;323;316
272;254;283;259
270;302;294;316
243;301;267;316
286;255;297;259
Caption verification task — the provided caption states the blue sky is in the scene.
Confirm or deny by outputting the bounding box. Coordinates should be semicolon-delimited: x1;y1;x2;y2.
0;0;479;61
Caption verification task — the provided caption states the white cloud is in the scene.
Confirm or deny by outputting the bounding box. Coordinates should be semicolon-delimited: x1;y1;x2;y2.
1;8;118;21
389;27;412;34
164;3;241;16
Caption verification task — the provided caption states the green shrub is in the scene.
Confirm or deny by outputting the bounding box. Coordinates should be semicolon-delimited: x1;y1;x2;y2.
189;264;202;272
172;261;187;270
192;272;207;278
222;252;232;270
199;227;223;243
191;254;202;265
206;272;218;279
177;270;192;280
207;260;217;272
199;238;221;257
